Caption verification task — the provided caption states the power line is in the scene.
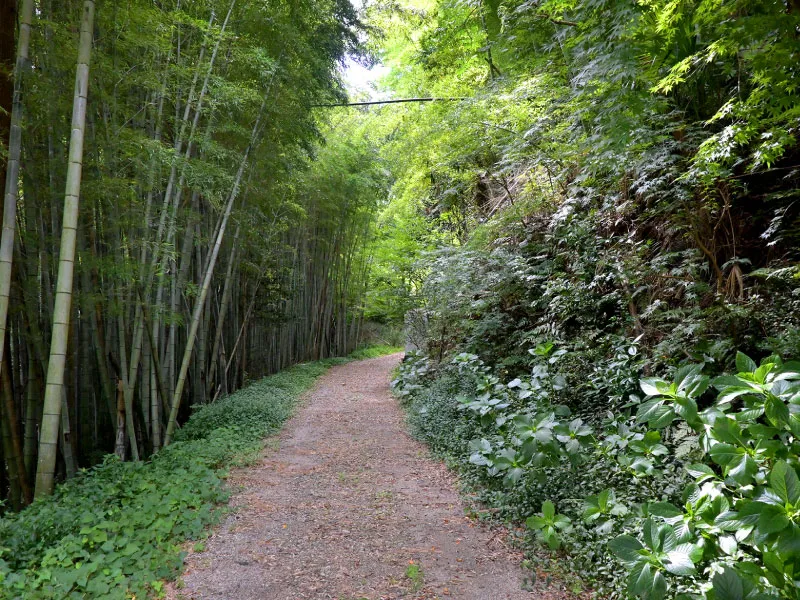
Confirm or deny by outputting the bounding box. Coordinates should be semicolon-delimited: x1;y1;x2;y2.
311;97;467;108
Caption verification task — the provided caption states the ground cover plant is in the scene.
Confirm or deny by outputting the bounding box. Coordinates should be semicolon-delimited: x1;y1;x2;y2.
0;358;348;599
394;347;800;599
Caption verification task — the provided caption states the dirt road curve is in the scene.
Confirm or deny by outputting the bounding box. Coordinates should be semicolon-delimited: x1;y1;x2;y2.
169;354;562;600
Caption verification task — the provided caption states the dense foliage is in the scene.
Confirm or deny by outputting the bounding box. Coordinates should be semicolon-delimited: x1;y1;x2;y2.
0;0;388;506
394;348;800;599
355;0;800;598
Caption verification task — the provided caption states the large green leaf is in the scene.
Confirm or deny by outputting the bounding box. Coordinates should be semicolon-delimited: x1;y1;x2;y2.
757;504;790;535
636;399;675;428
776;524;800;554
712;567;744;600
649;570;668;600
709;443;741;467
686;463;716;481
727;453;757;485
526;515;547;530
765;395;790;427
769;461;800;505
609;535;644;566
736;352;757;374
717;387;756;405
664;546;696;576
628;562;655;596
649;502;682;519
640;378;669;397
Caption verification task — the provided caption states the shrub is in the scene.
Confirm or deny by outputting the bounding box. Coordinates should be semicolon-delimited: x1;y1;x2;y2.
393;349;800;599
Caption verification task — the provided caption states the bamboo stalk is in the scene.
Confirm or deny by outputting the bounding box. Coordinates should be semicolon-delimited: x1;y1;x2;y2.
0;0;34;377
34;0;96;497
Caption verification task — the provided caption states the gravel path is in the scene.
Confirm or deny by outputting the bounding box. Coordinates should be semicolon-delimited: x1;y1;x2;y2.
169;354;564;600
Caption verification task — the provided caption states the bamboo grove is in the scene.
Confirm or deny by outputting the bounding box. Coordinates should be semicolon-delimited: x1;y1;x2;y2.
0;0;385;508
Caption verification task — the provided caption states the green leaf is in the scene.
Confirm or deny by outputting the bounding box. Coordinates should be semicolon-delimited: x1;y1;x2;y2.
640;378;668;397
542;500;555;520
526;515;547;530
553;515;571;529
776;524;800;554
597;489;611;510
650;570;668;600
505;467;525;485
758;504;790;535
709;443;741;467
643;519;674;552
718;535;737;555
736;352;757;374
717;387;754;405
765;395;790;427
727;453;757;485
609;535;644;566
770;461;800;505
712;567;743;600
636;399;675;428
649;502;682;519
628;562;655;596
664;548;696;576
686;463;716;481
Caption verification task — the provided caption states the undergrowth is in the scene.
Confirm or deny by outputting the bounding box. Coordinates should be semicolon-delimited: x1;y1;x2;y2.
394;349;800;600
0;357;352;599
349;344;403;360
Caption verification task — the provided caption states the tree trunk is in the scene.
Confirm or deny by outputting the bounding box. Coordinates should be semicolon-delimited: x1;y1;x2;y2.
207;232;238;397
34;0;95;498
1;336;30;504
0;0;32;378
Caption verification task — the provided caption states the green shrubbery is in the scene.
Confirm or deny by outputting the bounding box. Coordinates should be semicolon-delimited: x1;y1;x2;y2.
0;360;340;599
394;348;800;599
348;345;404;360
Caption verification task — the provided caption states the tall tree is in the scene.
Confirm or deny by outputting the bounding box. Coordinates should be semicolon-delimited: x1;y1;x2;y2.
34;0;95;498
0;0;32;375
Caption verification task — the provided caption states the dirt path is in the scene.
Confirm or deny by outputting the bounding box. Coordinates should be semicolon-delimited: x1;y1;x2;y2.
169;354;563;600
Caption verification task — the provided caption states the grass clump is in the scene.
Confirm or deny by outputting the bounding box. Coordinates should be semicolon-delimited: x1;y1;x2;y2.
348;344;403;360
0;361;335;599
